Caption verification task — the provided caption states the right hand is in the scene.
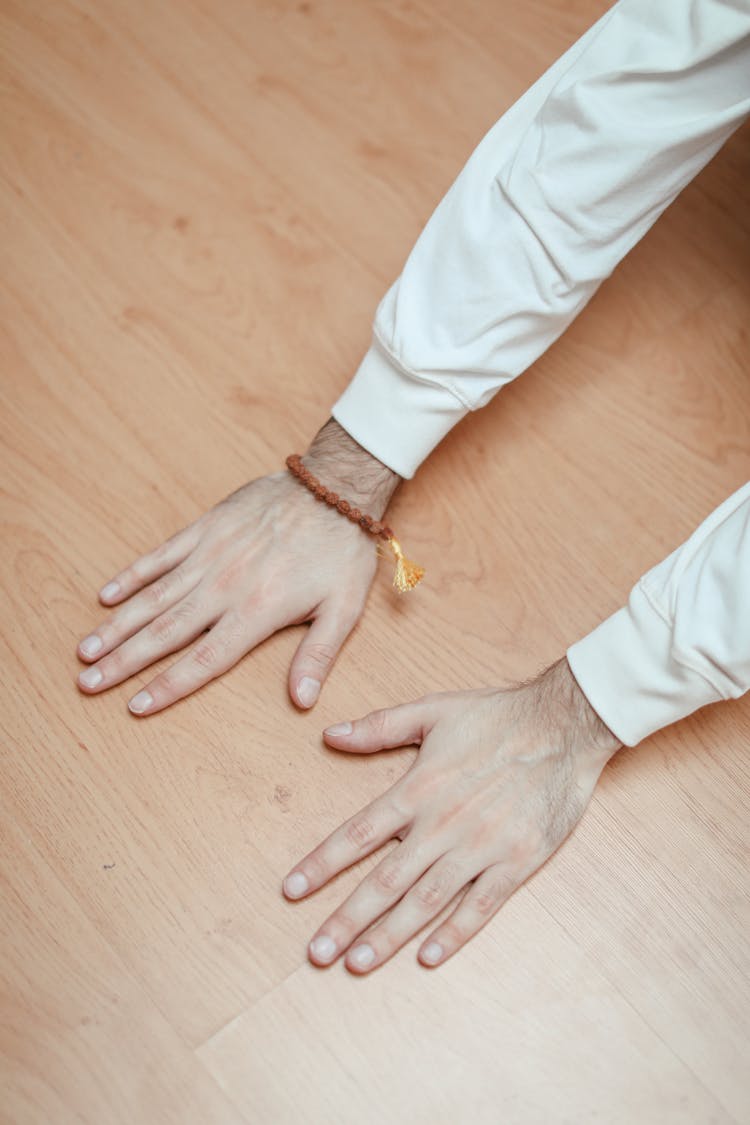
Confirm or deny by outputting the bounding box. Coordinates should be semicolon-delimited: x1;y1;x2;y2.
76;420;400;716
285;659;620;973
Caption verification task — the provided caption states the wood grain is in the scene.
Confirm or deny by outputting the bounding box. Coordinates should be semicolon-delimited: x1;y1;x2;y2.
1;1;748;1122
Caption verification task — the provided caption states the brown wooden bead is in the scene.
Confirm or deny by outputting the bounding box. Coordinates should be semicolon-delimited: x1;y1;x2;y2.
286;454;401;546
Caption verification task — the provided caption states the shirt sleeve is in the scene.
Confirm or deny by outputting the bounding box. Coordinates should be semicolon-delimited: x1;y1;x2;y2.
567;484;750;746
333;0;750;479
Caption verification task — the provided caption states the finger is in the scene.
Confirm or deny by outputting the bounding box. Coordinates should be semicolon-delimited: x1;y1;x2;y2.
322;696;446;754
77;595;213;694
282;794;407;908
417;863;518;969
288;601;360;710
96;523;202;607
305;837;435;967
343;854;469;974
125;607;272;716
78;563;199;663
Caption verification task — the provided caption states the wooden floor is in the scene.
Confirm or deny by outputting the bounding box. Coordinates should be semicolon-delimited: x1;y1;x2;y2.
2;1;749;1122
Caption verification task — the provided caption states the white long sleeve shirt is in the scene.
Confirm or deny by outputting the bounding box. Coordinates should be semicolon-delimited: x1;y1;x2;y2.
332;0;750;747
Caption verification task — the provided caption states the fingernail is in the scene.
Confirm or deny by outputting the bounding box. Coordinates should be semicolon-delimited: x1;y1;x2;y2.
79;667;103;689
100;581;121;601
128;690;154;714
348;943;375;969
324;721;352;737
284;872;309;898
79;634;103;658
297;676;320;708
421;941;444;965
309;935;337;963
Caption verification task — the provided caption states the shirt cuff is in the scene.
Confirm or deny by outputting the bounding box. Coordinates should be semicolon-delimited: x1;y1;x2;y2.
332;337;469;479
566;583;724;747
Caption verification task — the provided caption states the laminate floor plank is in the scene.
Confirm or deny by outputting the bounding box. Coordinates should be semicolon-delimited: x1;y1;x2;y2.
2;1;748;1121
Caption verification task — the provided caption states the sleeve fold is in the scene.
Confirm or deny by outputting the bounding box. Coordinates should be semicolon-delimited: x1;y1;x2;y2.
567;483;750;746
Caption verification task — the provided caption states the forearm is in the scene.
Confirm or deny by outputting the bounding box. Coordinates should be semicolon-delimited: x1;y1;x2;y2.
568;482;750;747
303;417;401;519
335;0;750;478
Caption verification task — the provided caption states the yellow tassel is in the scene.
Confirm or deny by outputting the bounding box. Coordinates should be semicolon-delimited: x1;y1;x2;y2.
388;537;424;593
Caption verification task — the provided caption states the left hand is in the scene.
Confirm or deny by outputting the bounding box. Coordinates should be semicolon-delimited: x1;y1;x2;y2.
283;658;621;972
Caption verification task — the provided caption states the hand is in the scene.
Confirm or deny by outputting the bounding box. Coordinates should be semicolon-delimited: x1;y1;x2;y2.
283;659;621;972
76;419;400;715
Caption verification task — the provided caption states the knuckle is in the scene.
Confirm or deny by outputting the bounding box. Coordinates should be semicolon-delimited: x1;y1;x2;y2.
475;874;513;917
413;881;444;910
174;595;198;622
372;862;401;894
129;557;150;583
302;642;337;672
420;691;446;711
220;621;248;656
151;541;171;563
96;619;117;647
474;891;499;917
367;709;389;740
148;612;177;645
301;853;326;886
238;591;265;618
440;920;466;948
328;910;357;942
192;640;218;669
344;817;377;851
99;647;123;675
508;835;539;871
156;531;185;558
152;668;177;697
147;578;172;607
212;557;246;593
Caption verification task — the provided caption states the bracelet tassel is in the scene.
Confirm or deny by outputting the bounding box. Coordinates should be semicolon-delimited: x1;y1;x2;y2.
286;453;424;593
388;537;425;593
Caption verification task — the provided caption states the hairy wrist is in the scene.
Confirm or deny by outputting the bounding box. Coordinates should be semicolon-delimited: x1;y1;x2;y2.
303;418;401;519
534;657;622;764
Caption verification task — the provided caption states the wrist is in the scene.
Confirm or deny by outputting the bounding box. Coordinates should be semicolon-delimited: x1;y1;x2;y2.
540;657;622;765
303;418;401;520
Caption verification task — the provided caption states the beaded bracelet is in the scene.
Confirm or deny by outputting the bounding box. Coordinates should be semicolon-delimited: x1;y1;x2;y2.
286;453;424;592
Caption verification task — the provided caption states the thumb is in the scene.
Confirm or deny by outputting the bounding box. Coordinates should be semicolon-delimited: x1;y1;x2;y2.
323;696;442;754
288;602;359;710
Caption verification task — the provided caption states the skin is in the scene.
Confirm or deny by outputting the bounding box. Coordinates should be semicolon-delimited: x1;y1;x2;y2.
283;658;621;972
76;419;399;715
77;421;620;970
